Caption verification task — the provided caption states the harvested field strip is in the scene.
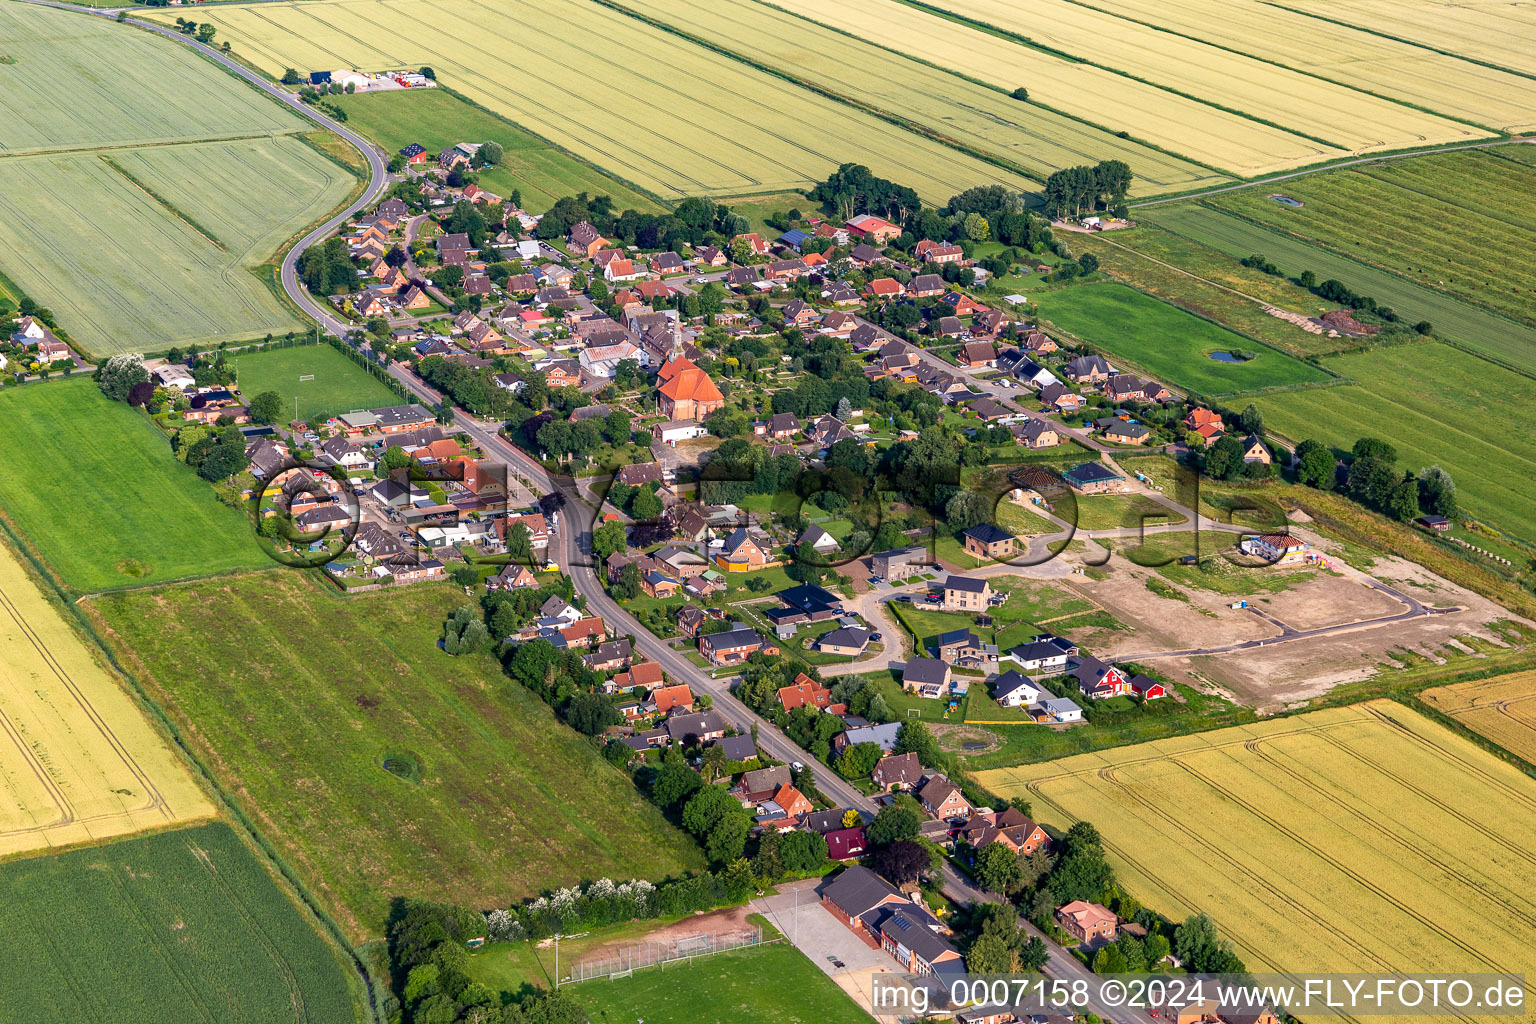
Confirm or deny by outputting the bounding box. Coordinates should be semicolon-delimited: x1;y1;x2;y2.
772;0;1339;176
0;537;213;858
1142;202;1536;373
1246;344;1536;541
1205;164;1536;326
978;701;1536;1009
1054;0;1536;133
0;3;305;154
1;823;357;1024
1420;671;1536;765
916;0;1491;152
606;0;1223;192
1277;0;1536;78
181;0;1041;202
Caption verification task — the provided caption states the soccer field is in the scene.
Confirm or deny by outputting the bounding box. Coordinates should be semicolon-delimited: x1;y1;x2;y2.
0;538;212;857
234;344;400;422
0;379;268;591
88;571;707;940
1032;283;1334;396
1421;671;1536;766
177;0;1040;202
1;823;359;1024
978;700;1536;1016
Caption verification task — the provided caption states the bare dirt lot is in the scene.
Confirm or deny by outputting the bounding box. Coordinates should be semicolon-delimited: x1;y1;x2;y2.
1251;572;1404;630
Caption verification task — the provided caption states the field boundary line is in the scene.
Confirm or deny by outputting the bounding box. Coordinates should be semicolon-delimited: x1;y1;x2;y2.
99;154;229;251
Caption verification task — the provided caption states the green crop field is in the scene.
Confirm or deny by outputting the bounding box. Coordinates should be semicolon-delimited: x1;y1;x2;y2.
604;0;1224;194
978;701;1536;998
1;823;359;1024
1032;283;1334;396
0;379;268;591
178;0;1040;202
233;344;399;421
88;571;706;940
574;941;866;1024
1247;343;1536;541
1140;202;1536;373
331;88;662;213
1206;163;1536;327
0;136;352;358
0;3;306;153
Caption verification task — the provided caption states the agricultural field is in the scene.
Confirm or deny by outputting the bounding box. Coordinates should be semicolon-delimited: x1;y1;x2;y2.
0;379;269;592
773;0;1346;177
1205;164;1536;326
1421;671;1536;765
1141;200;1536;373
0;539;213;857
1060;0;1536;133
232;344;399;422
0;2;305;153
979;700;1536;991
1247;343;1536;541
918;0;1489;154
606;0;1224;194
1282;0;1536;77
330;88;662;213
86;571;705;940
176;0;1041;203
1;823;359;1024
1031;282;1335;396
0;136;353;357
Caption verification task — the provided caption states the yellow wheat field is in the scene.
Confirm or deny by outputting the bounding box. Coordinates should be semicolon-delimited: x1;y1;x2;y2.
607;0;1226;193
1420;671;1536;764
921;0;1491;153
772;0;1344;176
979;701;1536;1023
179;0;1039;202
1075;0;1536;134
0;541;212;856
1283;0;1536;78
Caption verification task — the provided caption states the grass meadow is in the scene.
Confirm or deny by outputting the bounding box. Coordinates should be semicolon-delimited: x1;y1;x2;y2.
87;571;705;940
1032;282;1334;396
977;701;1536;990
0;379;268;591
0;137;352;357
1419;671;1536;766
181;0;1040;202
1142;201;1536;373
1207;164;1536;326
0;823;360;1024
234;344;399;422
1247;343;1536;541
0;538;213;857
331;88;662;213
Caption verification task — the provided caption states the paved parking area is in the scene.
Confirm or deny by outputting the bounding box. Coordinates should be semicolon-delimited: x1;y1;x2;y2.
752;880;904;1021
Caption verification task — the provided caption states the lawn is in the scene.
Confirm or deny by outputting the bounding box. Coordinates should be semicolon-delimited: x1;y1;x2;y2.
0;822;360;1024
234;344;400;422
1419;670;1536;766
1032;283;1333;397
0;379;268;591
1247;343;1536;541
977;701;1536;982
86;571;704;940
1069;493;1189;532
1206;161;1536;327
575;939;865;1024
330;88;661;214
1143;201;1536;374
0;538;214;857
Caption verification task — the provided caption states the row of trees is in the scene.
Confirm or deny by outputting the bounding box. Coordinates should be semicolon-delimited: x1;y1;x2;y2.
1041;160;1134;219
1294;436;1456;523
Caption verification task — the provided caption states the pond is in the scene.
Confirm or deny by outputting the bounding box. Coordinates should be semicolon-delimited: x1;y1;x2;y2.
1208;351;1252;363
1268;194;1304;207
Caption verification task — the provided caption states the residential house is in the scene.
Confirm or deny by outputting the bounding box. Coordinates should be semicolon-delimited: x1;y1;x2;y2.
797;523;839;555
321;437;374;471
992;671;1042;709
835;721;901;754
1070;657;1133;700
825;827;867;861
1014;417;1060;449
935;628;986;665
901;657;951;698
845;214;902;243
1039;382;1084;413
818;627;871;657
943;575;991;612
872;752;923;792
699;626;775;665
960;341;996;367
1240;533;1309;565
865;277;904;301
1184;407;1224;439
1102;420;1150;445
665;710;726;745
916;774;972;820
1056;901;1118;944
1063;462;1125;494
963;523;1017;560
1063;354;1114;384
736;764;792;804
1022;330;1058;354
871;546;926;582
909;273;944;298
1037;696;1084;723
1241;434;1271;464
778;673;832;713
940;292;983;316
715;527;767;572
914;239;963;264
960;806;1049;855
641;571;679;599
566;221;607;258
